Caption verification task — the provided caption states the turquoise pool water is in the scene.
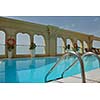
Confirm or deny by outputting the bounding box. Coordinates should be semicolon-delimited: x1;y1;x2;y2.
0;56;99;83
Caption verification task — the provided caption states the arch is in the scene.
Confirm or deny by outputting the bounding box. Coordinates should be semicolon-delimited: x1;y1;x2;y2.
57;37;65;54
0;30;6;55
66;38;73;50
34;34;46;54
16;33;30;54
93;40;100;48
83;41;89;52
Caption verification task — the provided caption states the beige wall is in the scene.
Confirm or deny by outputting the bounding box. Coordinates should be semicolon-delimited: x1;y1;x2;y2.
0;17;100;58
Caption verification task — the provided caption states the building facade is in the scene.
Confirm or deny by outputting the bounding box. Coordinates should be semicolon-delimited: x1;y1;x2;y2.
0;17;100;58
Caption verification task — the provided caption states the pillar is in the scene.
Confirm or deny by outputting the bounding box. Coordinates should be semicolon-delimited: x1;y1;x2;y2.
62;38;66;52
29;33;34;44
47;26;57;56
44;34;50;56
5;28;17;58
81;41;84;54
88;35;94;51
49;33;57;56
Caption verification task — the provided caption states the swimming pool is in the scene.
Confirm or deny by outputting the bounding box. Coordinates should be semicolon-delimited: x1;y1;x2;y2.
0;55;99;83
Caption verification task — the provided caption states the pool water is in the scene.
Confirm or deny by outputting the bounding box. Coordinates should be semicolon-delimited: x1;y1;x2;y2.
0;56;99;83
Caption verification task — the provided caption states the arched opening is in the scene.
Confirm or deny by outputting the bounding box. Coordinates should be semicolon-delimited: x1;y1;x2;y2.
83;41;88;52
16;33;30;55
57;37;65;54
66;38;73;50
92;40;100;54
77;40;82;53
0;31;5;55
93;40;100;48
34;35;46;54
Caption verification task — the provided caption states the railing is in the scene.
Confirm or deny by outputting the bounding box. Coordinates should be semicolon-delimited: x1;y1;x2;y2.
61;59;78;78
16;44;46;47
82;52;100;68
45;51;86;83
61;52;100;79
16;44;46;54
45;51;100;83
0;44;46;55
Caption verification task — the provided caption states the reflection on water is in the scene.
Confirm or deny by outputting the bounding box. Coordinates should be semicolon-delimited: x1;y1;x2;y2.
0;57;59;83
5;59;17;83
0;56;99;83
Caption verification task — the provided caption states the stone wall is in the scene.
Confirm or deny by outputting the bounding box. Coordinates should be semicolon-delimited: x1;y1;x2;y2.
0;17;100;58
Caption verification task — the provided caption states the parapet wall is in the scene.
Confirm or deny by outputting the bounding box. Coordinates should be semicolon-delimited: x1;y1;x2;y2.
0;17;100;58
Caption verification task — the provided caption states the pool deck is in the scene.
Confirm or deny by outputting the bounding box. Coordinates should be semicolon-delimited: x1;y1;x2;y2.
50;68;100;83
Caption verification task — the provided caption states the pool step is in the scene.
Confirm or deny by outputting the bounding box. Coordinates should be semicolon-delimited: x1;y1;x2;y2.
49;68;100;83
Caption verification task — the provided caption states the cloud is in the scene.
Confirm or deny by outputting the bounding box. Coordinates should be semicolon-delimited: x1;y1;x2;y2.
71;24;75;27
66;24;75;28
93;18;99;22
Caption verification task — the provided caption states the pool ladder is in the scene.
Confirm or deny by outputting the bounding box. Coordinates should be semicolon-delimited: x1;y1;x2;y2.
45;51;100;83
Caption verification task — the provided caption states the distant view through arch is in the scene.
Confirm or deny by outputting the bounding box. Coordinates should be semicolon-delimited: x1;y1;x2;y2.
16;33;30;55
57;37;65;54
93;40;100;48
66;39;73;50
0;31;5;55
34;35;46;54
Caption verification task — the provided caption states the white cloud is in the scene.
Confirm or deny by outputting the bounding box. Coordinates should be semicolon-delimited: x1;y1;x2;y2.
93;17;99;22
71;24;75;27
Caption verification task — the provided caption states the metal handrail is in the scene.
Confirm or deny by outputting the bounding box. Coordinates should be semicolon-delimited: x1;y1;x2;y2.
61;59;78;78
45;51;86;83
44;53;69;82
61;52;100;79
82;52;100;67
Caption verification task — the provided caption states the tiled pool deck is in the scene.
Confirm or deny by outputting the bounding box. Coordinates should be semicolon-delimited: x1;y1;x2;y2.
50;68;100;83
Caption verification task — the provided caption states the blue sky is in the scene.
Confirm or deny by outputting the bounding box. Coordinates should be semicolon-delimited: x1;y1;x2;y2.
4;16;100;37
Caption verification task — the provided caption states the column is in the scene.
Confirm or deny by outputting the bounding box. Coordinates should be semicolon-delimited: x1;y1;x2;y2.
63;38;66;52
49;33;57;56
88;35;94;51
29;33;34;44
81;41;84;54
5;28;17;58
47;26;57;56
44;34;49;56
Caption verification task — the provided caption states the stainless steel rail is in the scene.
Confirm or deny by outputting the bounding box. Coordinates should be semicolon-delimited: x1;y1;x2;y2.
82;52;100;67
61;59;78;78
45;51;86;83
61;52;100;79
